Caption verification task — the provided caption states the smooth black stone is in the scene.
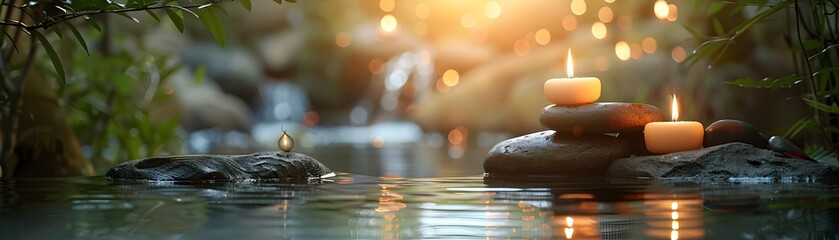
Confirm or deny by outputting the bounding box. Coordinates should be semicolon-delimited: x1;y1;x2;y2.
608;143;839;179
106;152;334;182
703;119;768;148
617;131;654;156
767;136;808;156
540;103;665;134
484;131;629;175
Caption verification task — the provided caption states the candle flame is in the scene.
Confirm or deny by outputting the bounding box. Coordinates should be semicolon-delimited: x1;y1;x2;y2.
671;94;679;121
566;49;574;78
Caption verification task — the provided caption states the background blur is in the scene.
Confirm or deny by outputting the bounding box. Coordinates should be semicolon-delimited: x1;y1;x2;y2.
12;0;818;177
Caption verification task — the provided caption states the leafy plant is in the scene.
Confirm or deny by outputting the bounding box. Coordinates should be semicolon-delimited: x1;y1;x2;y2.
0;0;295;177
687;0;839;161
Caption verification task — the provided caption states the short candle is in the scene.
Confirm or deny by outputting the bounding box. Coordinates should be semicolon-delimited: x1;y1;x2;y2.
644;95;704;154
544;49;601;105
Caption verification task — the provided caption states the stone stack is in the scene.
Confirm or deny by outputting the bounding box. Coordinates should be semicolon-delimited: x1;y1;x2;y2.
484;80;665;176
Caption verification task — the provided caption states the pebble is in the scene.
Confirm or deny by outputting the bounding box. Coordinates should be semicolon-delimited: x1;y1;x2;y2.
539;103;664;134
703;119;768;148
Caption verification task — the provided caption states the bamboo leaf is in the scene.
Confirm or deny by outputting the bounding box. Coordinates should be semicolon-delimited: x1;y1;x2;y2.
50;27;63;39
85;17;102;32
164;9;184;32
241;0;252;11
273;0;283;4
784;117;815;138
707;2;725;16
145;9;161;22
712;18;725;36
64;22;90;55
33;31;65;84
803;98;839;114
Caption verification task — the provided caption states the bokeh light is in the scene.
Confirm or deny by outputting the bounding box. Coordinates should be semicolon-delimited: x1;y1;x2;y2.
598;6;614;23
667;4;678;21
671;46;687;62
514;38;530;56
630;43;643;59
591;22;607;39
615;41;630;60
562;15;578;31
535;29;551;45
654;0;670;19
642;37;657;53
369;58;384;75
570;0;587;16
461;13;477;29
484;1;501;19
379;0;395;12
335;32;351;48
415;3;430;19
442;69;460;87
380;14;398;32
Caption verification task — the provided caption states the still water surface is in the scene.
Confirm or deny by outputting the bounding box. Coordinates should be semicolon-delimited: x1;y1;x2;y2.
1;147;838;239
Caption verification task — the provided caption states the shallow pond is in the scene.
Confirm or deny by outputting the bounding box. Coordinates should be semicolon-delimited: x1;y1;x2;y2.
1;147;838;239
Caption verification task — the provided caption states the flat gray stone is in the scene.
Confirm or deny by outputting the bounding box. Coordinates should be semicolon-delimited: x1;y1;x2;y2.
607;143;839;179
106;152;334;182
484;131;629;175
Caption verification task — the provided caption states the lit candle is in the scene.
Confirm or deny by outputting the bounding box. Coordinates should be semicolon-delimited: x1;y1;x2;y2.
544;49;602;106
644;95;704;154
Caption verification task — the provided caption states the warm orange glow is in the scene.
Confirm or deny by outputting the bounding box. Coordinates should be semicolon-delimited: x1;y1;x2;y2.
415;21;428;36
671;230;679;240
671;201;679;210
630;43;643;59
667;4;678;21
565;227;574;239
566;49;574;78
570;0;586;16
442;69;459;87
303;111;319;126
598;6;614;23
671;95;679;121
615;41;630;60
461;13;477;28
448;126;467;145
435;78;449;93
671;46;687;63
380;15;397;32
513;39;529;56
369;58;384;74
379;0;395;12
484;1;501;19
566;216;574;227
535;28;551;45
671;211;679;220
591;21;607;39
654;0;670;19
672;220;680;230
604;0;615;3
562;15;577;31
335;32;351;48
642;37;658;53
594;56;609;71
415;3;430;19
617;15;632;31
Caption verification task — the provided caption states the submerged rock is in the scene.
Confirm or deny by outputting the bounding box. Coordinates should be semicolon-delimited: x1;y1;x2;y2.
703;119;768;148
607;143;839;179
484;131;629;175
106;152;334;182
539;103;664;134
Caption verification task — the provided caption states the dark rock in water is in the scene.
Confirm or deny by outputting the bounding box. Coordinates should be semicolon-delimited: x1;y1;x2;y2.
607;143;839;179
484;131;629;175
767;136;811;160
540;103;664;134
617;132;654;156
106;152;334;182
703;119;768;148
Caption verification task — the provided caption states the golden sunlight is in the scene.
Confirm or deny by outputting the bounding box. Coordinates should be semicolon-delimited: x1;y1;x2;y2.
380;14;398;32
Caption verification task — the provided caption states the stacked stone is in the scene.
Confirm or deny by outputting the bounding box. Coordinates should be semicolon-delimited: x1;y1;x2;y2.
484;80;665;176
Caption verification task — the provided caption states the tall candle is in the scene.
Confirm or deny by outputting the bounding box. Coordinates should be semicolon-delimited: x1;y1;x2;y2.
544;49;601;106
644;95;704;154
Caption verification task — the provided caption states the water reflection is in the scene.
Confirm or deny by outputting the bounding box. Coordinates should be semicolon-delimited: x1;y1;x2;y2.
1;176;838;239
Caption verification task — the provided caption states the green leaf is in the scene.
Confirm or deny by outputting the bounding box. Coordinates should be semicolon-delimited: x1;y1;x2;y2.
196;7;226;47
50;27;63;39
212;4;228;16
85;18;102;32
164;9;184;33
802;39;823;51
273;0;283;4
803;98;839;114
707;2;725;16
241;0;252;11
145;10;161;22
33;31;65;84
712;18;725;36
64;22;90;55
115;12;140;24
194;65;206;85
285;0;296;3
784;117;815;138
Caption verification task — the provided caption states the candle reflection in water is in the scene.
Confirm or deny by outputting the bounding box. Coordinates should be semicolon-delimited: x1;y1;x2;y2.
643;194;704;239
375;183;406;240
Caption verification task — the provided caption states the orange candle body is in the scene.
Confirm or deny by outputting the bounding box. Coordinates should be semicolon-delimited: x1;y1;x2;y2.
544;77;601;105
644;121;704;154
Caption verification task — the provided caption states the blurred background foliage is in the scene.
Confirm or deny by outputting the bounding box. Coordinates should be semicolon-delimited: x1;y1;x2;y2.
1;0;837;178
